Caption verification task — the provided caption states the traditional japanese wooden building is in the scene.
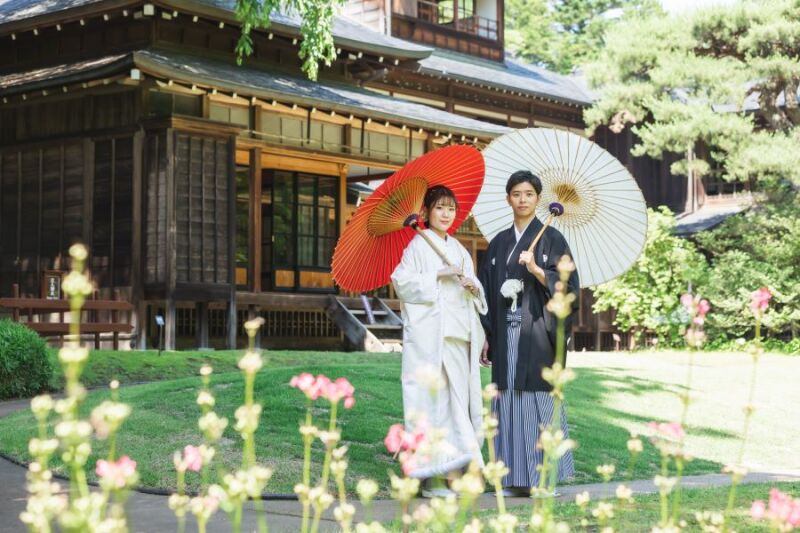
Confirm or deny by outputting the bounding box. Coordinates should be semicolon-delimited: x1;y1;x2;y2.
0;0;742;350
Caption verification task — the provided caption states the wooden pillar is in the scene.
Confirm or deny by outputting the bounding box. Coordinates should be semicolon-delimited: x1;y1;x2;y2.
453;0;459;31
165;297;176;351
338;164;348;237
227;136;238;350
496;0;504;44
131;130;146;349
249;148;262;292
196;301;209;349
164;130;177;351
82;138;95;249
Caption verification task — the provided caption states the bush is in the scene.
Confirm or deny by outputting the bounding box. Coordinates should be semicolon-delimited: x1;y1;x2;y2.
0;319;53;399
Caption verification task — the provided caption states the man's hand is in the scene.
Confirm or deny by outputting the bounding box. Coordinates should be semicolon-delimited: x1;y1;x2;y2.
480;340;491;367
518;251;545;284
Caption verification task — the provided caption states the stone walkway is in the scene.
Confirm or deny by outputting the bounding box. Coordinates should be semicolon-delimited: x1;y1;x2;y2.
2;454;798;532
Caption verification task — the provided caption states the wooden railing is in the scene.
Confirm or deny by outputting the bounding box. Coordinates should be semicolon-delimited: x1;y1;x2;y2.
415;0;499;40
0;284;133;349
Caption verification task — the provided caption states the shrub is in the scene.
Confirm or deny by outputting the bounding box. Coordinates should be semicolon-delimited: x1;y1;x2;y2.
0;319;53;399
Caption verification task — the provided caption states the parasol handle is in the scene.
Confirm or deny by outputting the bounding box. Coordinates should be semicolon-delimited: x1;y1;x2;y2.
525;202;565;255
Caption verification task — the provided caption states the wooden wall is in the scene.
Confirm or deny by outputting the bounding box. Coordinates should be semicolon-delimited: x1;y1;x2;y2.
0;136;136;297
174;133;231;285
143;131;168;286
0;142;84;295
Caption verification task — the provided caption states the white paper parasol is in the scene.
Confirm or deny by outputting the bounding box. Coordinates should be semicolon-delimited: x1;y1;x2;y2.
472;128;647;288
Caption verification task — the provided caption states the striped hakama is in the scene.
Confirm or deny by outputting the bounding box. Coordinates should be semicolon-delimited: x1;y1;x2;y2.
492;308;575;488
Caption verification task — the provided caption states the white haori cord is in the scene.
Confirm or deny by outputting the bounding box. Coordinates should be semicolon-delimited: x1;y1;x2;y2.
500;279;524;312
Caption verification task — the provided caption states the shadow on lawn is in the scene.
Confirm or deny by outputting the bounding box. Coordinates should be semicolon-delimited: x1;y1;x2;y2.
565;367;728;483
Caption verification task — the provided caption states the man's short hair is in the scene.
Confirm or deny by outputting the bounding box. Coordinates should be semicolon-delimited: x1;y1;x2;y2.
506;170;542;195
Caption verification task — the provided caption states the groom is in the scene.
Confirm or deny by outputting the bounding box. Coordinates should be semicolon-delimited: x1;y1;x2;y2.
477;170;580;494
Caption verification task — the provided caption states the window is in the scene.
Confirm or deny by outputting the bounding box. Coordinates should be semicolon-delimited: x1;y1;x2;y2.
264;170;339;292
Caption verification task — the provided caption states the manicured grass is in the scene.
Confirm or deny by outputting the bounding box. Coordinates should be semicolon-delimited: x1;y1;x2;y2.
0;352;727;495
44;348;392;390
495;481;800;532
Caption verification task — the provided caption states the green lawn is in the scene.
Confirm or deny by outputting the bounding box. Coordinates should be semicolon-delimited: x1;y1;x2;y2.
44;348;394;390
0;349;737;495
480;481;800;532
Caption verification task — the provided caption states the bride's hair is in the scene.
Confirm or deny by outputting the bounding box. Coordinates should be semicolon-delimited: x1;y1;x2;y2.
422;185;459;222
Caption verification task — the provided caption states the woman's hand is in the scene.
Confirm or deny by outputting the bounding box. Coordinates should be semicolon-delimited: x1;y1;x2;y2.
460;276;480;296
437;265;463;279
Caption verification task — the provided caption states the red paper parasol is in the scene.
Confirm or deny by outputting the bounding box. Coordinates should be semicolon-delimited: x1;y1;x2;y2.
332;145;485;292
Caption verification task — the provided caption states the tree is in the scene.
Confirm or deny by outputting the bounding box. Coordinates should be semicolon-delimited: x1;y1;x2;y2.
695;185;800;340
585;0;800;185
234;0;345;81
505;0;661;74
592;207;709;346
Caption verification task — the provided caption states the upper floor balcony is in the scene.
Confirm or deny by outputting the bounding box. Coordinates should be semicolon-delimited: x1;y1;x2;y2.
391;0;504;61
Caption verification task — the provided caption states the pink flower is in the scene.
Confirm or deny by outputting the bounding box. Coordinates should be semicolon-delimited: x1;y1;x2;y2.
96;455;137;489
400;452;417;476
751;488;800;528
183;445;203;472
751;500;766;520
291;374;356;407
648;421;685;441
698;299;710;317
384;424;404;454
310;375;331;401
290;373;316;399
751;287;772;313
680;293;694;308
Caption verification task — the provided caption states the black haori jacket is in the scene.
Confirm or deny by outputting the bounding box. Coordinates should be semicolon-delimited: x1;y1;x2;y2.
478;217;580;392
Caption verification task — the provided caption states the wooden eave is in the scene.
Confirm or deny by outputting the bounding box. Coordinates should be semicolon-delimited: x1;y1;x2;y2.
0;0;431;65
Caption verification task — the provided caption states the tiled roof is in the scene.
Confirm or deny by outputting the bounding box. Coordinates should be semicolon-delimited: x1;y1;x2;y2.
674;202;749;235
418;49;596;106
0;0;432;58
0;48;513;137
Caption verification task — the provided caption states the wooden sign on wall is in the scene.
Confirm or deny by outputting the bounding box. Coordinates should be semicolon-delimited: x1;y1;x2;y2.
42;271;63;300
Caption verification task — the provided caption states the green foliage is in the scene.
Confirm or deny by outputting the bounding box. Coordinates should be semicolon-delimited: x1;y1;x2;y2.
234;0;344;80
696;185;800;340
0;320;52;399
586;0;800;185
506;0;661;74
592;207;708;343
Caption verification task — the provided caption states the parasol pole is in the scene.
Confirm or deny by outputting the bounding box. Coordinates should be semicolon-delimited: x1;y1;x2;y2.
403;214;476;296
525;202;565;255
403;214;458;267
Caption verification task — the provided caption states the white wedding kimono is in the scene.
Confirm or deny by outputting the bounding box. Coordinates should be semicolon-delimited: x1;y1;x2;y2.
391;229;488;477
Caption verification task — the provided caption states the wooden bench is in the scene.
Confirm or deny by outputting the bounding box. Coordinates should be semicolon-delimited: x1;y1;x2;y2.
0;285;134;349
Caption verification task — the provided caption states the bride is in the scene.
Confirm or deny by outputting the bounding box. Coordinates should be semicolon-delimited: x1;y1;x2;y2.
391;185;487;496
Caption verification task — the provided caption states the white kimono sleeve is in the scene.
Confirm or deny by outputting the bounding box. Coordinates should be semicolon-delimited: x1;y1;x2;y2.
460;243;488;315
391;238;439;304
